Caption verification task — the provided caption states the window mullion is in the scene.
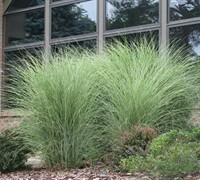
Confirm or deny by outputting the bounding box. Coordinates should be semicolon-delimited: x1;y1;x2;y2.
44;0;51;62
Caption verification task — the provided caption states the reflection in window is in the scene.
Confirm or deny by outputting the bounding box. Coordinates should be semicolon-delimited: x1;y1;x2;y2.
52;0;97;39
5;9;44;46
7;0;44;12
3;48;43;108
52;39;97;53
170;0;200;21
106;0;159;30
170;24;200;60
105;30;159;47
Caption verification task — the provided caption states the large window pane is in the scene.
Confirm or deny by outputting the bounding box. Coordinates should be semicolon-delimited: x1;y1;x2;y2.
3;48;43;108
106;0;159;30
169;24;200;60
7;0;44;12
52;0;97;39
52;39;97;53
5;9;44;46
105;30;159;46
170;0;200;21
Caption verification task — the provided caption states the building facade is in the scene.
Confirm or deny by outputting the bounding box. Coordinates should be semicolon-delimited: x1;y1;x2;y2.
0;0;200;113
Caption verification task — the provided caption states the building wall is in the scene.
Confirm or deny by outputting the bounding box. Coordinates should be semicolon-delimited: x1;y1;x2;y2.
0;0;3;115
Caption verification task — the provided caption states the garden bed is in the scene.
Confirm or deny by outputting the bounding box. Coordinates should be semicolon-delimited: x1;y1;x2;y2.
1;41;200;180
0;167;199;180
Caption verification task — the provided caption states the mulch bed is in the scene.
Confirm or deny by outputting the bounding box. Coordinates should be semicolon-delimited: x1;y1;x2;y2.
1;167;200;180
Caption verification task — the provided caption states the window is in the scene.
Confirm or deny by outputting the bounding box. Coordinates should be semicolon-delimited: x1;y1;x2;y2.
3;48;43;108
52;0;97;39
106;30;159;48
170;0;200;21
5;9;44;46
106;0;159;30
52;39;97;53
7;0;44;12
170;24;200;59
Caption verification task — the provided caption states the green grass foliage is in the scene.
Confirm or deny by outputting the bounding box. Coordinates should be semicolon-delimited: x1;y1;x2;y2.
9;40;200;168
10;49;103;168
98;40;200;149
0;128;33;173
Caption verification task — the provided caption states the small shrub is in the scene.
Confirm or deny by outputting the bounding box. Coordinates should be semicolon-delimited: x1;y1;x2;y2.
121;125;158;156
104;125;157;166
121;125;157;157
149;128;200;156
119;129;200;178
120;155;146;173
0;128;33;173
152;144;199;177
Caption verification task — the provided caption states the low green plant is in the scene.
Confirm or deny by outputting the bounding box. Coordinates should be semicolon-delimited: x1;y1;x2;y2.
102;125;157;167
120;155;146;173
0;128;33;173
149;128;200;156
120;129;200;178
121;125;158;155
152;144;199;177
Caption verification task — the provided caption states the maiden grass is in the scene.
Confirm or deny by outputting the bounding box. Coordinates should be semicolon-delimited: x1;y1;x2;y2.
10;41;200;168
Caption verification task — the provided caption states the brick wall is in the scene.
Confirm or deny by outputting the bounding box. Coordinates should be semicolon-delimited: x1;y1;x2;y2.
0;0;22;132
0;0;3;115
0;117;21;131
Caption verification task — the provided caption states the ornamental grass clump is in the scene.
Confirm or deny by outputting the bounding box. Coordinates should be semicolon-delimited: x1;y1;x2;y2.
9;39;200;169
100;40;200;147
10;48;103;168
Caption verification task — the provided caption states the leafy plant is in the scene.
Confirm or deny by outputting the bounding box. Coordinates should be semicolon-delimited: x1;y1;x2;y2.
120;155;146;173
149;128;200;156
152;144;199;177
0;128;33;173
102;125;157;167
121;125;158;155
120;129;200;178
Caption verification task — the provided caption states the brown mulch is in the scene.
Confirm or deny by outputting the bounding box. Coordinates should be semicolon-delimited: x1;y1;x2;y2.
0;167;200;180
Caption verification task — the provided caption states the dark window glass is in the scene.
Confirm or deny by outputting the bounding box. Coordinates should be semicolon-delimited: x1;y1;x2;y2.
105;30;159;47
169;24;200;60
7;0;44;12
5;9;44;46
106;0;159;30
52;39;97;53
170;0;200;21
3;48;43;108
52;0;97;39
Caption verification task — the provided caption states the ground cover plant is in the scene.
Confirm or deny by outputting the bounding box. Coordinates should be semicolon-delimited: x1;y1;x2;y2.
8;39;200;170
120;129;200;178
